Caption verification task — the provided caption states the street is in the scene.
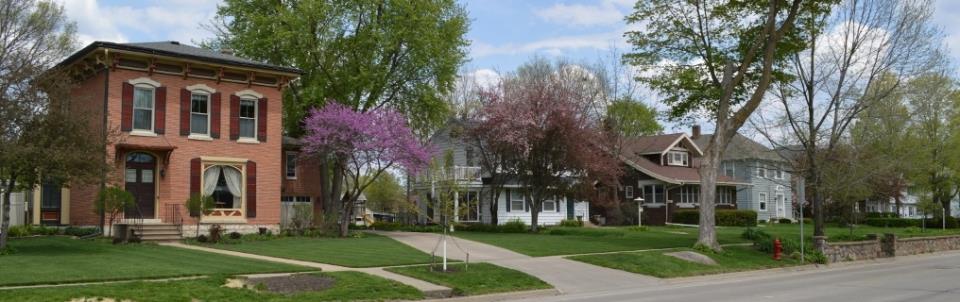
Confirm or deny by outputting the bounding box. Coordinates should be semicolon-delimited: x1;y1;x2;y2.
516;251;960;302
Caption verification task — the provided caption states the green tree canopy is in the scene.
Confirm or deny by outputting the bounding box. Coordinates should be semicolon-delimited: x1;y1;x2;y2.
604;98;661;138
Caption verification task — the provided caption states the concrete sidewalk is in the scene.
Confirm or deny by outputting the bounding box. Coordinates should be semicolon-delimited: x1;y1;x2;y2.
160;242;452;297
373;231;662;294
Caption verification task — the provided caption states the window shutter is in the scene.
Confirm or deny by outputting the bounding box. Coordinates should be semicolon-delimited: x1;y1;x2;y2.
154;87;166;134
229;95;240;140
257;97;267;142
210;92;222;139
179;89;190;136
505;189;510;212
246;160;257;218
121;82;134;132
190;158;201;196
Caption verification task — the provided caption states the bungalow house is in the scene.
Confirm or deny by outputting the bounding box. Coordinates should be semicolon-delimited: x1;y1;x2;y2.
615;133;747;225
860;188;960;219
413;120;590;226
690;126;794;222
45;41;300;239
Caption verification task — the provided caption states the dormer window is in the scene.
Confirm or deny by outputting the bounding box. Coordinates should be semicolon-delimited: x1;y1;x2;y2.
667;151;688;166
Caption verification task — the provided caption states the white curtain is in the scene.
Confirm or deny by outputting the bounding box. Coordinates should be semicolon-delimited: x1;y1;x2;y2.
221;166;243;209
203;166;221;196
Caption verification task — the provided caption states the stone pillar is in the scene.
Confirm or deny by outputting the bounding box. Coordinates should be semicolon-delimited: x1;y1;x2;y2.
881;233;897;257
813;236;828;253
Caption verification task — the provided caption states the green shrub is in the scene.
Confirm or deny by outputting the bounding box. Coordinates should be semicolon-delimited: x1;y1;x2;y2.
7;225;31;237
865;212;900;219
923;216;959;229
864;218;919;228
831;233;870;241
778;218;793;224
625;226;648;232
546;227;625;237
558;219;583;227
802;218;813;224
672;210;757;227
671;210;699;224
369;221;443;232
758;219;767;224
741;228;771;241
500;219;528;233
64;227;99;237
807;251;828;264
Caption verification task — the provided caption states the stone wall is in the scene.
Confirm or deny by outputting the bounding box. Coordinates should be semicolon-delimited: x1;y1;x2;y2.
816;234;960;263
182;223;279;237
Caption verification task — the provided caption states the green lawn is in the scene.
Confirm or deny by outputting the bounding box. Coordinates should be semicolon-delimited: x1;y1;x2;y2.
568;245;801;278
386;263;551;296
452;224;960;257
0;272;423;302
196;234;432;267
451;226;749;257
0;237;310;286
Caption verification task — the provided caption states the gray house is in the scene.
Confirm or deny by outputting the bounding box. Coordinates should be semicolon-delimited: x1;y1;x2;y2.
691;127;794;222
413;120;589;226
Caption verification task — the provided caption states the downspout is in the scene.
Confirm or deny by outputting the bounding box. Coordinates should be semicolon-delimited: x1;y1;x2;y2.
99;48;110;234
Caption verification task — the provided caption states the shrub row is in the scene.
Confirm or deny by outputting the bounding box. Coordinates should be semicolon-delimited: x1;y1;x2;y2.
6;225;98;238
864;216;960;229
367;221;444;233
458;219;528;233
865;212;900;219
672;210;758;227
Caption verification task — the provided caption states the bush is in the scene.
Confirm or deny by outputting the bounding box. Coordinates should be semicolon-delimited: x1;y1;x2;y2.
865;212;900;219
802;218;813;225
778;218;793;224
6;225;61;237
64;227;99;237
208;224;223;243
864;218;919;228
196;235;209;243
625;226;648;232
228;232;242;240
500;219;528;233
758;219;767;224
558;219;583;227
924;216;959;229
741;228;771;241
369;221;443;232
7;225;31;238
671;210;757;227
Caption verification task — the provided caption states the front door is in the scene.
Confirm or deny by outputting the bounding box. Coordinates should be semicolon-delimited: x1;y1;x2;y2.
776;194;785;218
124;152;156;219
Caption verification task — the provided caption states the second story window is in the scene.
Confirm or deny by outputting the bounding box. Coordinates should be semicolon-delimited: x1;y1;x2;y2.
757;165;766;178
239;98;257;139
133;86;154;131
465;146;475;167
667;151;688;166
723;162;735;177
775;166;783;179
285;152;297;179
190;93;210;135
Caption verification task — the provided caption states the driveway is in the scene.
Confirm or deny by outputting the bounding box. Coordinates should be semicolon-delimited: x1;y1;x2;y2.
372;231;660;294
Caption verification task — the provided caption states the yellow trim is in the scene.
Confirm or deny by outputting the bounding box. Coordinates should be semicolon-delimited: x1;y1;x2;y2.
200;156;248;164
60;187;70;225
31;186;40;225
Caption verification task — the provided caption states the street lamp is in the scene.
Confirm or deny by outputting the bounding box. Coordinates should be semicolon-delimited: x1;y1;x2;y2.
634;197;645;227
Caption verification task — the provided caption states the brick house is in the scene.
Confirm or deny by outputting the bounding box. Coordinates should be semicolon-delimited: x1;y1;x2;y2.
46;41;300;237
613;133;747;225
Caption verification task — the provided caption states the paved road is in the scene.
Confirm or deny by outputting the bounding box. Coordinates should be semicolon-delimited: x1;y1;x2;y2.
517;251;960;302
372;231;660;294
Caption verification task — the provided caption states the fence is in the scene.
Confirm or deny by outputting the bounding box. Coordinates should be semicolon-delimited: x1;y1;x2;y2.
0;192;27;226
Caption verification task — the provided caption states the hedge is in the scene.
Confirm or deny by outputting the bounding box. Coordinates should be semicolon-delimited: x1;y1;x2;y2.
863;218;919;228
865;212;900;219
671;209;758;227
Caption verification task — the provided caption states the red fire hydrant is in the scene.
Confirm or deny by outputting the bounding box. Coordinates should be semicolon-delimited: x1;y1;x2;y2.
773;238;783;261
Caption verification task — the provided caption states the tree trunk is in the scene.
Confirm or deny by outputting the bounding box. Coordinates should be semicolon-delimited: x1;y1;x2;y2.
697;141;722;251
317;158;331;223
0;178;15;250
488;185;500;225
339;194;355;237
530;198;540;232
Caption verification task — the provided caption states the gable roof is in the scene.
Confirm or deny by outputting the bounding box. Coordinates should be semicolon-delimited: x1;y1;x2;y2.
691;133;784;162
622;133;703;156
59;41;301;75
620;152;747;185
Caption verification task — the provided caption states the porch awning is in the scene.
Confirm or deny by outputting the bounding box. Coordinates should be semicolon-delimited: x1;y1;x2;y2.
114;143;177;164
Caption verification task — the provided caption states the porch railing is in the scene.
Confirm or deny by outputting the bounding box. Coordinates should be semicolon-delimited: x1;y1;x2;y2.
162;204;184;234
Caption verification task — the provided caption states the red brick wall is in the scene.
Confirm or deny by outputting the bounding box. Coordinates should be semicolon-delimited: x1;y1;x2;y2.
69;68;285;225
68;70;108;225
280;149;323;202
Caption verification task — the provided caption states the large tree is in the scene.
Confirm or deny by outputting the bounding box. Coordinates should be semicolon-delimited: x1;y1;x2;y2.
478;59;620;232
625;0;833;250
763;0;943;237
906;73;960;217
0;0;107;251
207;0;469;222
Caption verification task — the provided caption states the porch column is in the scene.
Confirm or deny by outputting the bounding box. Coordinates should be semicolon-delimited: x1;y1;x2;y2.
453;190;459;222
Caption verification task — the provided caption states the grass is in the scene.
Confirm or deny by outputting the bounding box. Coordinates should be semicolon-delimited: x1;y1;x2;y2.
452;223;960;257
0;272;423;302
0;237;310;286
568;245;802;278
452;226;749;257
386;263;551;296
195;233;433;267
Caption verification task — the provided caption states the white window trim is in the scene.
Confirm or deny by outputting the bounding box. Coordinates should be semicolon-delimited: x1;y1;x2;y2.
189;91;212;137
509;192;525;211
724;162;735;177
285;152;298;180
128;77;161;88
756;164;765;178
186;84;217;94
667;151;688;166
235;89;263;99
238;97;258;140
131;84;156;133
625;186;634;199
759;192;768;211
199;162;247;222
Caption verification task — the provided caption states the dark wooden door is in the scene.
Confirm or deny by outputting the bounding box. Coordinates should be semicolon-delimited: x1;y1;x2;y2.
124;152;156;219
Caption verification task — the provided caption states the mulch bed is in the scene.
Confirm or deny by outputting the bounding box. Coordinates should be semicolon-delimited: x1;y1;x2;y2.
249;274;336;294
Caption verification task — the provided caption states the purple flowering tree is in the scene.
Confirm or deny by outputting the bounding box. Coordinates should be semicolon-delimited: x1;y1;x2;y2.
303;103;433;237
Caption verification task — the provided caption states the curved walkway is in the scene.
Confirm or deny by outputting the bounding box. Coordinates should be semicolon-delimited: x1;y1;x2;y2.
370;231;661;294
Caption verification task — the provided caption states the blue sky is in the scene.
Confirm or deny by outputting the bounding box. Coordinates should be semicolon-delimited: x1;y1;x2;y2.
61;0;960;133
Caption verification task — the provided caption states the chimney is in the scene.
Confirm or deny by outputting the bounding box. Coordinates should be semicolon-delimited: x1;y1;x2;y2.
692;125;701;138
220;48;234;56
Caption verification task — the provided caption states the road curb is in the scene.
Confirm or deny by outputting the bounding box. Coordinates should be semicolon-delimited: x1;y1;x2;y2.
425;288;561;302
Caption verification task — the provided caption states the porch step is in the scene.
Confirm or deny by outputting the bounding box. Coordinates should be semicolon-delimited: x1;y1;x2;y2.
131;224;183;242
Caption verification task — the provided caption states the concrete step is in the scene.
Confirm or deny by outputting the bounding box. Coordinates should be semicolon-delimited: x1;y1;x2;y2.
139;234;183;242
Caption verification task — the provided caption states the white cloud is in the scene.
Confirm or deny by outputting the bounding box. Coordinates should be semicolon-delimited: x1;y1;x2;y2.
471;31;624;58
535;1;624;27
58;0;220;47
469;69;502;89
